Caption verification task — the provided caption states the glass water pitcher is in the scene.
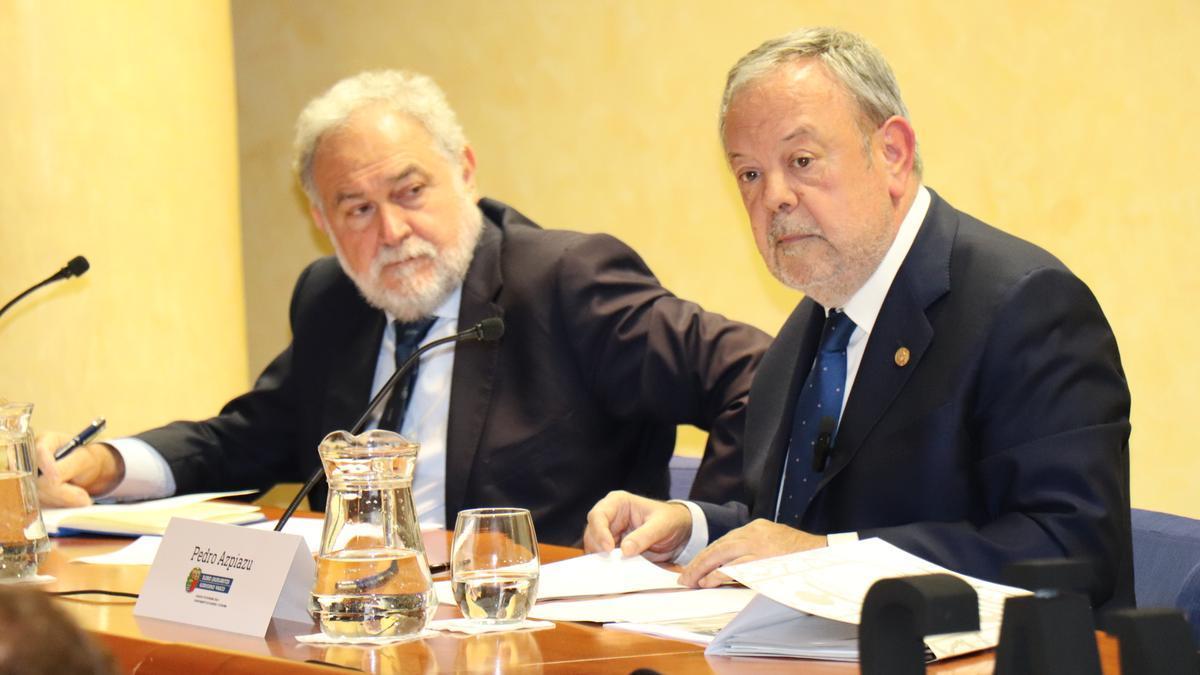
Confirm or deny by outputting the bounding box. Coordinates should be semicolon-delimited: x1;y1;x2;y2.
0;403;50;579
309;429;435;639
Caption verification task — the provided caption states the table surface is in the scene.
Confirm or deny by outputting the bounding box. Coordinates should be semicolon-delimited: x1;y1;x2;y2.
38;519;1120;674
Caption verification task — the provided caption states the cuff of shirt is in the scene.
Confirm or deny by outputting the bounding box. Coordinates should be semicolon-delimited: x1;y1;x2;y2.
826;531;859;546
100;437;177;502
668;499;709;564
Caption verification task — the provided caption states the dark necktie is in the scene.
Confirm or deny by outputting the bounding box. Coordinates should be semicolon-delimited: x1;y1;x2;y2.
377;317;436;433
775;310;856;526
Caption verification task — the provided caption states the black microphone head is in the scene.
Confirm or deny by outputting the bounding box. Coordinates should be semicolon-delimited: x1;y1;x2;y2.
65;256;89;278
477;317;505;341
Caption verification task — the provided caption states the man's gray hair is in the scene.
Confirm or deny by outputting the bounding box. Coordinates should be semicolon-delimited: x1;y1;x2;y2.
293;70;468;201
720;27;921;175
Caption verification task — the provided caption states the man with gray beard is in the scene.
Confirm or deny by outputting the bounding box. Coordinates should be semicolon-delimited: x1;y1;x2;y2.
35;70;770;545
584;27;1133;609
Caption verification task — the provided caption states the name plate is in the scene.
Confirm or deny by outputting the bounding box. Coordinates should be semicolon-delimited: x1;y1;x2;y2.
134;517;316;636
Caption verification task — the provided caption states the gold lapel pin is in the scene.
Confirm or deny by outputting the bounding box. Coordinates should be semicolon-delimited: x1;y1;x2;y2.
894;347;911;367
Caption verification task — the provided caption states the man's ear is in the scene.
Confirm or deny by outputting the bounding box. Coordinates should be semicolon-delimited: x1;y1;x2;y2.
877;115;917;199
309;203;329;235
460;145;479;197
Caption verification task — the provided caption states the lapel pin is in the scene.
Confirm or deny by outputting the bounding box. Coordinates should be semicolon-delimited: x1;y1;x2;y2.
894;347;911;367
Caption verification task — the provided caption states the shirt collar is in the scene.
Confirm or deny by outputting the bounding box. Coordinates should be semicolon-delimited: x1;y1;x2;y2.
839;185;931;334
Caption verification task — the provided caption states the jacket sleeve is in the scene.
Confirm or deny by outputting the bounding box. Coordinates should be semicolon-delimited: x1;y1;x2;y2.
552;233;771;504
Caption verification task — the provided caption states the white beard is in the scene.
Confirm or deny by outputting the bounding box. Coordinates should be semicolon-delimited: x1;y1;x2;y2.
332;190;483;322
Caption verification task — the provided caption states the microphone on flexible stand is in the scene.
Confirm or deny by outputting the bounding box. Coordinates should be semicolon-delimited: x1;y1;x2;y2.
274;316;505;532
0;256;90;322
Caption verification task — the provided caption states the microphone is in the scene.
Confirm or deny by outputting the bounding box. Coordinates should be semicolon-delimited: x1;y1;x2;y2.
0;256;90;321
274;316;505;531
812;416;836;472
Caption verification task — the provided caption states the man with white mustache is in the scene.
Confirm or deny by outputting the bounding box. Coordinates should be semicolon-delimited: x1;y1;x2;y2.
36;70;771;546
584;27;1133;609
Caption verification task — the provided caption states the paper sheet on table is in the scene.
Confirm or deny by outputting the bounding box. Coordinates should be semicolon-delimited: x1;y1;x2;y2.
706;594;859;660
529;587;755;623
717;537;1029;660
44;490;260;536
71;517;327;565
435;551;685;605
74;535;162;565
606;611;740;645
250;518;327;554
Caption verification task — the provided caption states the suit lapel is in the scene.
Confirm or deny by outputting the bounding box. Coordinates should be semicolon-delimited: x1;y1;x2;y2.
819;191;956;484
444;216;505;520
749;299;825;519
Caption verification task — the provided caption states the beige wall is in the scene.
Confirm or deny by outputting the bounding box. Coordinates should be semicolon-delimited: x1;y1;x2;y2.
230;0;1200;518
252;1;1194;519
0;1;247;437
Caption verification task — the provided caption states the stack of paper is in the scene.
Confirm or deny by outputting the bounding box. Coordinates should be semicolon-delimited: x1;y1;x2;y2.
44;491;264;537
435;551;685;605
608;538;1029;662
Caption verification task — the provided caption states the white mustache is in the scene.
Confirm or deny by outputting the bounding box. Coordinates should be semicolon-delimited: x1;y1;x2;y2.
370;237;439;279
769;212;821;244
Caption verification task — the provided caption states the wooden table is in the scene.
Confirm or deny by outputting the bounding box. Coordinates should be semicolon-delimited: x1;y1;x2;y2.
40;526;1120;674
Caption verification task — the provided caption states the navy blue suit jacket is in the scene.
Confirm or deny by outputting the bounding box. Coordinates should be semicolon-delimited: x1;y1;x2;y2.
139;199;770;545
699;189;1133;609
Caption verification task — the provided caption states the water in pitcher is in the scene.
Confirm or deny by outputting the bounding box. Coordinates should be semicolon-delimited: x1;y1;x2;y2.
311;547;435;638
0;403;49;580
0;471;48;579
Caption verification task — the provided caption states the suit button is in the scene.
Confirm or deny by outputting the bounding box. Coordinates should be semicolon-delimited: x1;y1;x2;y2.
894;347;911;367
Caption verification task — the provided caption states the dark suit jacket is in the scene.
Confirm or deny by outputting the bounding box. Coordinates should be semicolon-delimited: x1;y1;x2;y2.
139;198;770;545
699;189;1133;608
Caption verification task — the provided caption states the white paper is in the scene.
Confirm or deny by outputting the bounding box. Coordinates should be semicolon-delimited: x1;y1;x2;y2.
250;518;326;554
74;535;162;565
606;612;740;645
706;594;858;660
43;490;259;535
428;618;554;635
719;537;1029;660
435;551;684;606
529;587;755;623
72;517;329;566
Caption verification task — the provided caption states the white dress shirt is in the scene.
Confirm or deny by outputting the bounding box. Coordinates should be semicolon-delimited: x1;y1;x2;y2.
105;287;464;531
674;187;932;562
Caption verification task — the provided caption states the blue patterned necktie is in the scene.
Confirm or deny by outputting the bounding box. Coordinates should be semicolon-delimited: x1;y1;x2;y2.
775;310;856;526
378;317;436;432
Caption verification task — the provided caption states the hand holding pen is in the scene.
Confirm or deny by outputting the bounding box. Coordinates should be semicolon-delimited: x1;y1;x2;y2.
53;417;106;461
36;418;122;508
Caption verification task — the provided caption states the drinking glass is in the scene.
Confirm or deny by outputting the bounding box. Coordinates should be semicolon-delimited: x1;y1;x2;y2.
451;508;539;623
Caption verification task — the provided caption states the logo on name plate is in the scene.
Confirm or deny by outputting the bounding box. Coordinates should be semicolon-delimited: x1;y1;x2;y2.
183;567;234;595
185;567;202;593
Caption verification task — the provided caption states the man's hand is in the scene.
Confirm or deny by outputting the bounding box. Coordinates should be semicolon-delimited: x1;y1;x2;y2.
583;490;693;562
34;431;125;507
679;519;827;588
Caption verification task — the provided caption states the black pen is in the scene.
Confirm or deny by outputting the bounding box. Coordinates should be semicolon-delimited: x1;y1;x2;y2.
54;417;106;461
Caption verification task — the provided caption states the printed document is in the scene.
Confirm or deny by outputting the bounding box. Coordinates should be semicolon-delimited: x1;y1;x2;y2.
706;537;1028;661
